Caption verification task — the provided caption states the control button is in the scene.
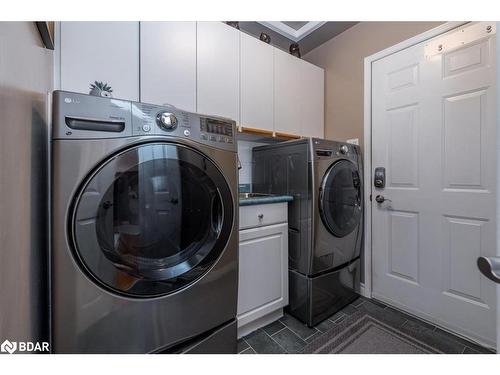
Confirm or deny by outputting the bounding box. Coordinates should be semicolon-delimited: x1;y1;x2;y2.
209;135;217;142
156;112;178;131
184;129;190;137
201;134;208;140
218;136;225;142
339;145;349;154
142;124;151;132
227;138;233;144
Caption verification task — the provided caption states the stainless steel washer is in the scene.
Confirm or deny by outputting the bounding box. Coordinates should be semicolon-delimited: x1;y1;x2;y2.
51;91;238;353
253;138;362;327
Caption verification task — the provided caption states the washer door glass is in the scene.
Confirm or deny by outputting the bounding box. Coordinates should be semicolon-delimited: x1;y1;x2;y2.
319;159;362;238
71;143;234;297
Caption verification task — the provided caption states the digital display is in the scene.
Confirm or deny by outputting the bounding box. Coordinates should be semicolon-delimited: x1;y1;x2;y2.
200;118;233;137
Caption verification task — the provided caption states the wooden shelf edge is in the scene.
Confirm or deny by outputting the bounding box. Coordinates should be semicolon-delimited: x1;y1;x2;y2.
274;131;302;140
239;126;302;140
239;126;273;137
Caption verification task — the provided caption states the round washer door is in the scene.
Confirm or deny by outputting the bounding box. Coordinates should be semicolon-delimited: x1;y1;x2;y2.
70;142;234;297
319;159;362;238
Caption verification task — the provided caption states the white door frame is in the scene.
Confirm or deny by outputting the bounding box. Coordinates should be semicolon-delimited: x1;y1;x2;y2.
496;21;500;354
362;21;469;298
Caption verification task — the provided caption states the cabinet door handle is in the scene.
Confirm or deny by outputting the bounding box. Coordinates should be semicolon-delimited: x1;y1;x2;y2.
258;214;264;220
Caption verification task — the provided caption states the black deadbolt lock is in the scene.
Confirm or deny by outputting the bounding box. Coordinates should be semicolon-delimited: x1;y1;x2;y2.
374;167;385;188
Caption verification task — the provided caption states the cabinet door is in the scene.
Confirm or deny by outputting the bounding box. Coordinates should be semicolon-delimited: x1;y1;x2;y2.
238;222;289;322
140;22;196;111
197;22;240;122
299;60;324;138
240;32;274;131
274;48;325;138
60;22;139;101
274;48;301;135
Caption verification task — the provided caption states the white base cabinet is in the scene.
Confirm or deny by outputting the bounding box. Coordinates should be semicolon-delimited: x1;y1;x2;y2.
237;203;289;338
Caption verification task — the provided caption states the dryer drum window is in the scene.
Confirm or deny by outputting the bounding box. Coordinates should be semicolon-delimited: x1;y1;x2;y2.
319;159;362;238
70;142;234;297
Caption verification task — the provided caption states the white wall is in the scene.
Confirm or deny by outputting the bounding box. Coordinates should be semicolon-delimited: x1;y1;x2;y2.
304;21;443;151
0;21;53;344
238;140;266;186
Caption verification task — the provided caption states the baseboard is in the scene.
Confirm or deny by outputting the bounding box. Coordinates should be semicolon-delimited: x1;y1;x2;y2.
360;282;369;297
237;309;283;339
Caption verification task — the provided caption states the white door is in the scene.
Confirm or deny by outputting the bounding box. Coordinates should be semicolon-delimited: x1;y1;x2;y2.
497;22;500;355
371;22;497;347
196;22;240;122
140;22;196;111
60;22;139;101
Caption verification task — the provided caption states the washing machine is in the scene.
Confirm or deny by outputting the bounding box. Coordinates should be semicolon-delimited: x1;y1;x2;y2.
51;91;238;353
253;138;362;326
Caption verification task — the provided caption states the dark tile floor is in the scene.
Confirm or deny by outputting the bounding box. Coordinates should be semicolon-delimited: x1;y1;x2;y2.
238;296;496;354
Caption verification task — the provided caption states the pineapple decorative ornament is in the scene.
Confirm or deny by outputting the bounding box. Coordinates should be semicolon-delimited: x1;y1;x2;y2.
89;81;113;97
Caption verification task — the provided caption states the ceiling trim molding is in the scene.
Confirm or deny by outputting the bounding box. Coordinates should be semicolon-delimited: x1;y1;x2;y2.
257;21;327;42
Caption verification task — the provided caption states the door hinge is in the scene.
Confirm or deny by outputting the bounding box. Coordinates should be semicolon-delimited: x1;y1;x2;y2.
369;194;372;202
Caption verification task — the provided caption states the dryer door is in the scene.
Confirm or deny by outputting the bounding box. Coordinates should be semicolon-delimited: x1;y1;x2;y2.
319;159;362;238
70;142;234;297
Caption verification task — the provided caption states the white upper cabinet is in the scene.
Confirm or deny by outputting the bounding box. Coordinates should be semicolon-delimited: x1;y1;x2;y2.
240;32;274;131
60;22;139;101
299;59;324;138
140;22;196;111
196;22;240;122
58;21;324;137
274;48;301;135
274;47;324;138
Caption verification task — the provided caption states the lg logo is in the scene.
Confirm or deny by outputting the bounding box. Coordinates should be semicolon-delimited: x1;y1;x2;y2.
64;97;80;104
1;340;17;354
0;339;49;354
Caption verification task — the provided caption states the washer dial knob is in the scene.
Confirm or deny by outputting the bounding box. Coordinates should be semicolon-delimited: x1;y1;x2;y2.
339;145;349;155
156;112;178;131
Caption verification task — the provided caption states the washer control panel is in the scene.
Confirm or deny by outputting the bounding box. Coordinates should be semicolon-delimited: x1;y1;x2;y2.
131;102;236;151
199;117;234;144
312;138;360;162
52;91;236;151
